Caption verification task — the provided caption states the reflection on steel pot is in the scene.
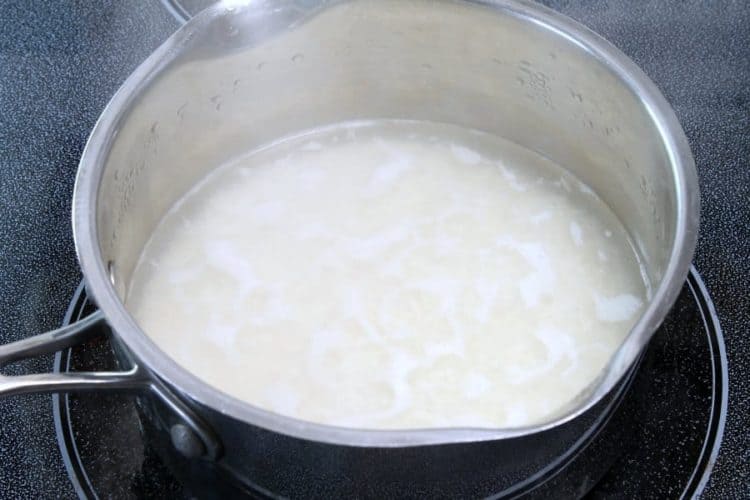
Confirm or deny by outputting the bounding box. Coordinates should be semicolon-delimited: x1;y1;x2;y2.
0;0;698;497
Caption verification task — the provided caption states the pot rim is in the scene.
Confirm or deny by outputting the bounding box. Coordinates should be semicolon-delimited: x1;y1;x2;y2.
72;0;699;447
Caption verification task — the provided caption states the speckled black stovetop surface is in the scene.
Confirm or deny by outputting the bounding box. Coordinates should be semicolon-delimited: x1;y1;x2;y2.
0;1;747;498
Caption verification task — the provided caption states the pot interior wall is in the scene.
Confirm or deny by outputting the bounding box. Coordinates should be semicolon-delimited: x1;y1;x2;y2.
96;0;675;300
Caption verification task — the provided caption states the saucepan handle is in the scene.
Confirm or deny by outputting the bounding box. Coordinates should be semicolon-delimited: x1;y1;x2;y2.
0;310;221;459
0;311;148;396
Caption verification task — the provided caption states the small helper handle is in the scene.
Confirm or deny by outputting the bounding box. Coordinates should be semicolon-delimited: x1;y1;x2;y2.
0;310;149;397
0;309;221;459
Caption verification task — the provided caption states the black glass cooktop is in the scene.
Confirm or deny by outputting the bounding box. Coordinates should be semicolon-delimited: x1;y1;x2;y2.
0;1;748;498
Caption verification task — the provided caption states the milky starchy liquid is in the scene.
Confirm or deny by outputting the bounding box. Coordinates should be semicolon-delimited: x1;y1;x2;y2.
126;121;649;429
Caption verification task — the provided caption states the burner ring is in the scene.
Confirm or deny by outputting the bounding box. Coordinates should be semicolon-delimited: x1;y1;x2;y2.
681;270;728;495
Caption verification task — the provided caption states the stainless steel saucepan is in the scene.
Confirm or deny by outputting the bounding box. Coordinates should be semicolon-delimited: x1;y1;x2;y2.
0;0;699;496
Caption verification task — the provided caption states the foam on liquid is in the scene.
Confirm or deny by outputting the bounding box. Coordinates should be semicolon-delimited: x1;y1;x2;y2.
126;121;649;429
